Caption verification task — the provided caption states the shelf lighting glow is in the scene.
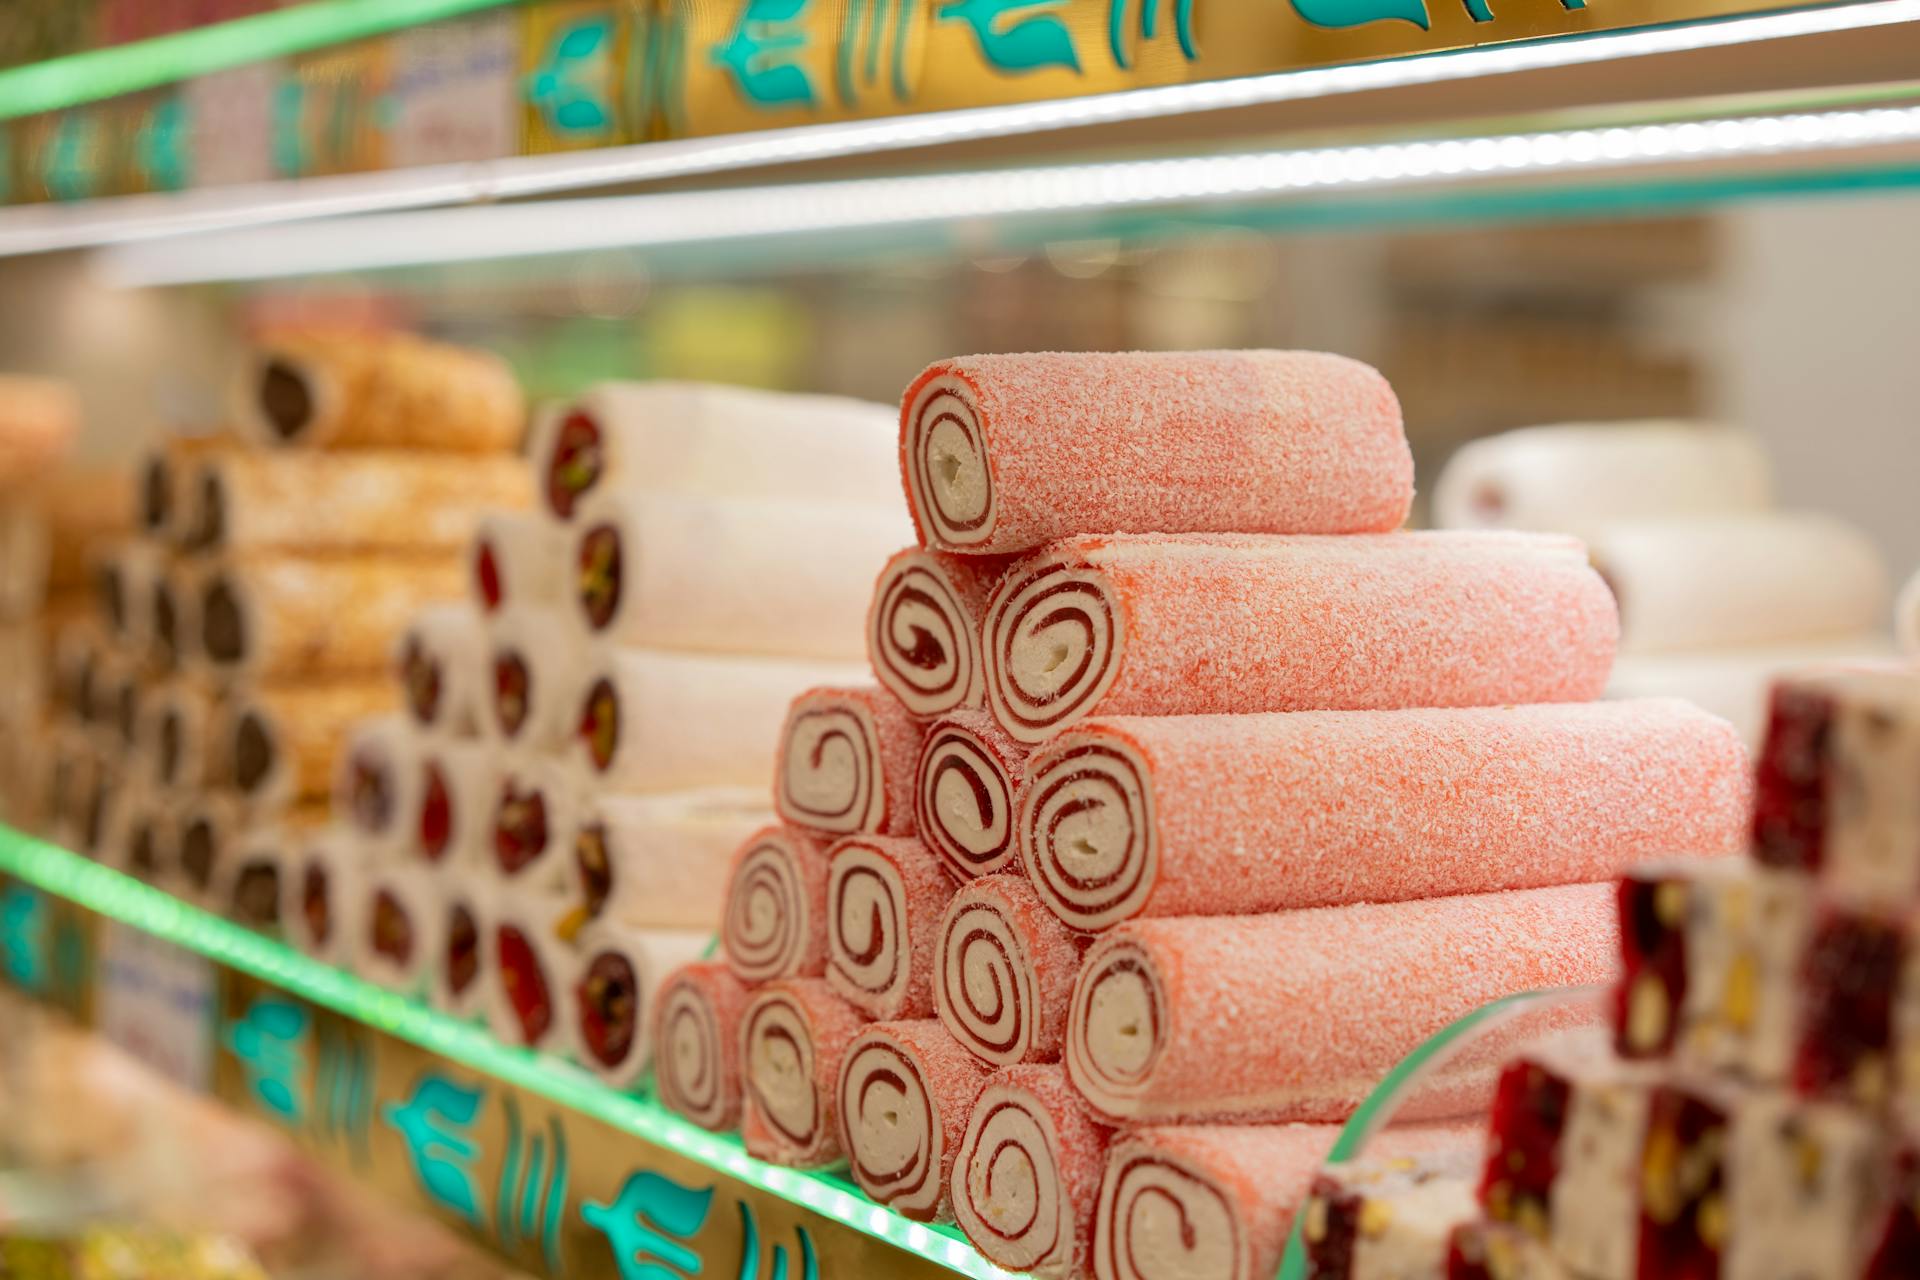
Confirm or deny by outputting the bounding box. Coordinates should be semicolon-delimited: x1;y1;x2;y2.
2;0;1917;256
92;101;1920;285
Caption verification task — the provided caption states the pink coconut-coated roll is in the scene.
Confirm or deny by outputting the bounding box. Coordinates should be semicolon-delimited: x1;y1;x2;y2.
721;826;832;984
916;710;1030;881
826;835;957;1020
952;1063;1115;1278
900;351;1412;554
837;1019;991;1222
936;875;1085;1068
984;532;1617;744
740;978;867;1168
654;961;752;1132
1020;700;1749;932
775;686;926;838
868;548;1017;718
1067;884;1618;1125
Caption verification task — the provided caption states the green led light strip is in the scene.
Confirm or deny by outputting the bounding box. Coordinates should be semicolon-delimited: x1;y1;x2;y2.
0;0;526;123
0;826;1010;1280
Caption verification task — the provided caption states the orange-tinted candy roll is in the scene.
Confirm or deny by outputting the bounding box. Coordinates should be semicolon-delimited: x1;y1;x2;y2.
900;351;1411;554
1067;884;1618;1125
199;554;465;681
721;825;832;985
654;961;753;1132
867;548;1016;718
1020;700;1749;932
228;681;398;814
826;835;957;1020
775;686;926;838
984;531;1618;744
740;978;867;1168
936;874;1084;1068
837;1019;990;1222
915;710;1029;881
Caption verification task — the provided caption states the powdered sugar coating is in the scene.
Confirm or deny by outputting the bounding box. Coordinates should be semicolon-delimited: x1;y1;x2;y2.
900;351;1412;554
1067;883;1619;1125
937;874;1086;1067
740;977;867;1168
654;960;751;1132
868;548;1016;717
915;709;1031;881
825;835;958;1019
775;686;926;837
721;825;831;984
837;1019;992;1222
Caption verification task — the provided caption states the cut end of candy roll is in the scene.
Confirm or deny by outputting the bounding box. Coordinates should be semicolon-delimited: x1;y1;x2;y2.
776;687;903;837
543;406;605;519
197;567;249;668
984;554;1124;744
722;826;829;985
915;712;1025;881
902;368;998;550
575;516;623;632
1065;936;1166;1120
836;1020;989;1222
655;962;750;1132
935;874;1083;1068
1019;731;1156;931
826;837;947;1020
253;349;327;443
573;947;643;1077
868;549;1003;717
741;979;864;1168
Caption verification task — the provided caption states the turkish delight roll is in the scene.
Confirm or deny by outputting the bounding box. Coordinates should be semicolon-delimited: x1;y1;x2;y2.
413;738;496;869
916;711;1028;881
901;351;1411;554
868;549;1016;718
137;433;228;544
431;879;490;1020
570;787;770;929
177;794;243;905
331;716;420;858
654;961;752;1131
282;828;363;966
740;978;867;1168
1636;1080;1737;1280
217;813;327;932
574;648;865;793
826;836;957;1020
488;893;579;1052
485;605;586;752
489;757;586;889
469;510;568;617
1752;668;1920;899
1795;904;1909;1109
983;532;1617;744
566;921;708;1090
396;602;487;738
936;875;1085;1068
136;679;219;791
536;382;897;520
775;686;925;838
1726;1092;1887;1280
721;825;832;985
1674;863;1811;1082
1302;1156;1480;1280
1589;513;1888;653
239;331;524;453
229;681;397;813
1432;422;1771;533
113;795;176;886
94;541;164;656
1020;701;1747;932
572;487;909;660
198;554;465;680
837;1020;990;1222
1067;885;1618;1125
358;865;445;995
180;450;532;556
951;1064;1114;1278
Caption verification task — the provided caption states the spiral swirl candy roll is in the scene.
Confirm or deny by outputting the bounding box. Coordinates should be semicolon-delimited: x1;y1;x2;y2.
984;532;1618;744
1067;884;1617;1125
490;757;585;889
396;603;487;738
837;1019;990;1221
489;893;579;1051
740;978;867;1168
486;605;585;752
470;511;567;617
952;1064;1114;1277
868;549;1016;718
330;716;420;859
1020;700;1749;932
198;554;465;680
721;825;831;984
937;875;1084;1068
776;686;925;838
575;649;866;793
229;681;398;813
826;836;957;1020
414;739;496;869
239;331;524;452
571;788;771;929
901;351;1411;555
567;921;709;1090
572;487;910;660
655;962;752;1131
915;710;1028;881
536;382;897;521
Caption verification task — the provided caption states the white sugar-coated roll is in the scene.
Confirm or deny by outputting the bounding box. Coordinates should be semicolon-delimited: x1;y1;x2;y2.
357;865;445;995
826;836;957;1020
570;486;911;660
470;510;568;617
412;738;498;870
1589;513;1889;653
1605;638;1896;750
1432;422;1771;532
396;602;488;738
488;892;580;1053
565;921;708;1090
570;786;771;928
654;961;752;1131
488;755;586;890
282;828;365;966
330;715;420;858
431;879;492;1020
573;647;865;793
836;1019;990;1222
534;382;898;520
485;605;587;751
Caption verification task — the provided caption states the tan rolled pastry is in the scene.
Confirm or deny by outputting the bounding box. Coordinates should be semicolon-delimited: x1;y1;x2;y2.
93;540;166;657
0;376;79;488
567;921;709;1089
570;787;770;929
330;715;420;858
216;809;327;932
180;449;533;556
572;647;865;793
485;605;586;752
396;602;487;737
570;486;910;660
135;680;218;791
488;892;579;1051
0;504;48;621
37;467;134;594
469;510;568;617
50;616;104;721
147;558;203;673
40;723;99;850
358;864;445;995
431;878;491;1020
74;756;123;859
138;432;231;544
177;793;243;905
198;553;464;680
489;755;586;890
283;828;364;966
413;738;497;870
229;680;397;814
100;786;169;883
89;650;142;755
238;331;524;453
